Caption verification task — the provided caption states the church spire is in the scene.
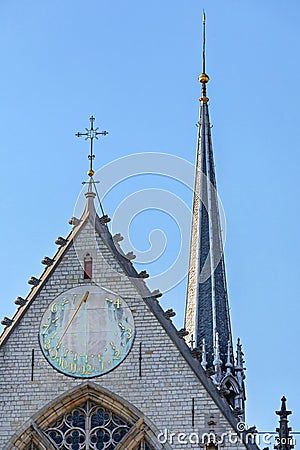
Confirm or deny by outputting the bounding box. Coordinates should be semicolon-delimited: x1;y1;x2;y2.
184;13;248;418
184;12;246;417
185;12;232;370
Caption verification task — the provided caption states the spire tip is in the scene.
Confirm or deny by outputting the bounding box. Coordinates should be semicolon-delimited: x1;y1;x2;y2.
199;10;209;102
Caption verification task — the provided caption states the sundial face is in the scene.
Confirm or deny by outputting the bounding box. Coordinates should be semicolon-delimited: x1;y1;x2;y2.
39;285;135;378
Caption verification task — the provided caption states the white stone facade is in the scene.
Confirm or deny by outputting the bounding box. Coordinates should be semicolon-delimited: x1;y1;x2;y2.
0;209;250;450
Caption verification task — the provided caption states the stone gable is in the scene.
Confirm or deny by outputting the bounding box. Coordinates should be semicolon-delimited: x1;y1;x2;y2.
0;213;249;449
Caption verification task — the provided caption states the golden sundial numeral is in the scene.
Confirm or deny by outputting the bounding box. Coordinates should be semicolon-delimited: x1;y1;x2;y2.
82;363;93;375
58;357;68;370
50;303;59;313
125;327;133;339
42;323;51;335
118;323;133;339
110;341;121;360
105;297;122;309
113;349;121;360
69;363;77;374
50;348;58;360
43;339;51;350
114;298;121;309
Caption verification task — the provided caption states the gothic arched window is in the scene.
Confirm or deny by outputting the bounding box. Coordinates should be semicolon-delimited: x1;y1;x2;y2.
45;400;131;449
9;384;161;450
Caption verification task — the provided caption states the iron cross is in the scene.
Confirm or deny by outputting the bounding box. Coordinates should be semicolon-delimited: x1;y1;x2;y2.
76;115;108;177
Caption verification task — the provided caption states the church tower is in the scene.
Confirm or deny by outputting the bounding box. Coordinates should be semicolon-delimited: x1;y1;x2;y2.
184;12;245;419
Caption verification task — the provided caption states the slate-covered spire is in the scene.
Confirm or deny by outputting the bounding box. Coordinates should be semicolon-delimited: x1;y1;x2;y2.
274;397;294;450
184;12;233;371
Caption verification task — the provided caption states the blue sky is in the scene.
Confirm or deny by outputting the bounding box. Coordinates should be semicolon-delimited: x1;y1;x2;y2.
1;0;300;437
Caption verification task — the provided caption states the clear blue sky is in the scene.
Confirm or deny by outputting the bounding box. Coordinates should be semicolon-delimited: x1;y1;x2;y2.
0;0;299;438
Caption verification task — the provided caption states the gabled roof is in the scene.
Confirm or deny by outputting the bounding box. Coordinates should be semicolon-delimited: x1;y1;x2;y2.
0;189;258;450
0;189;151;348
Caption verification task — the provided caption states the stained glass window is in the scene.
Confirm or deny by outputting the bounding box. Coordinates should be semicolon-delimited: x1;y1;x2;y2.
44;401;131;450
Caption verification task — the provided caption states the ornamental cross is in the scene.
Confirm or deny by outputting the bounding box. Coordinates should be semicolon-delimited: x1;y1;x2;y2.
76;115;108;177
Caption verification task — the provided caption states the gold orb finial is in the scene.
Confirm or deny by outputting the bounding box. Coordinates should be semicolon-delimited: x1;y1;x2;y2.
199;73;209;84
199;96;209;103
88;169;95;177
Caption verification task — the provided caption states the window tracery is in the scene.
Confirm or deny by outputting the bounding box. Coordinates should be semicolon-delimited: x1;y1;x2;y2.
45;400;131;450
11;387;158;450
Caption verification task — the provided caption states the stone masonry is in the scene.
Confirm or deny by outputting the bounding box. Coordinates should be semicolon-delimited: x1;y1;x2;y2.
0;199;251;450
